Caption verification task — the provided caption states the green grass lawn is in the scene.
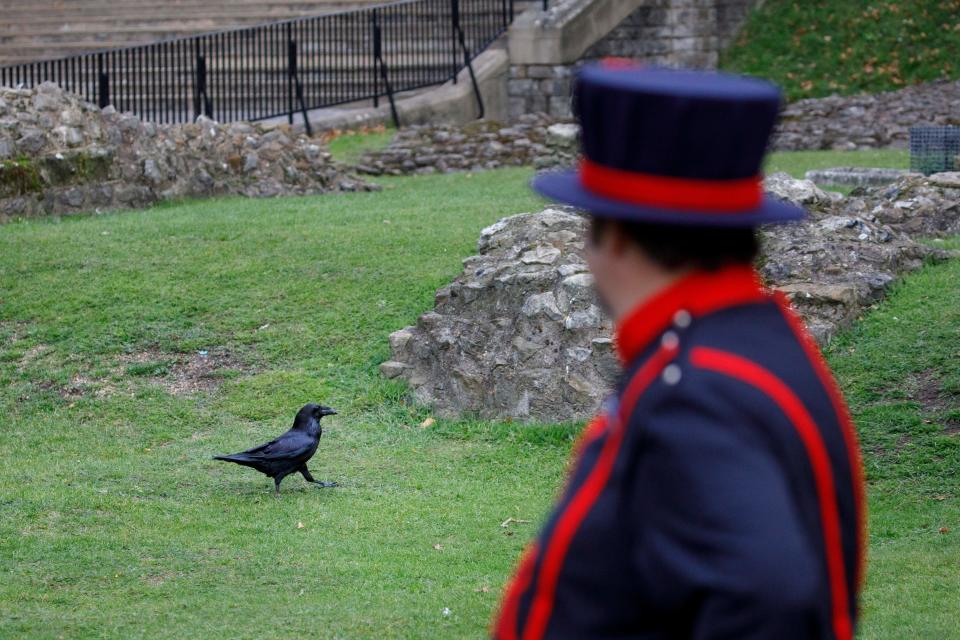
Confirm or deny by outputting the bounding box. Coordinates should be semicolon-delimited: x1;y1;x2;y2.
765;149;908;178
0;160;957;637
722;0;960;101
327;127;397;165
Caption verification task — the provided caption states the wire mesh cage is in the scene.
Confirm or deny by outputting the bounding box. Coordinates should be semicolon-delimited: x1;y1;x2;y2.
910;126;960;175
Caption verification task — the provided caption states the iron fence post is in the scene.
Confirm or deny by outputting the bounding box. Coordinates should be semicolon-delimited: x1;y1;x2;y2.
193;39;212;120
97;53;109;108
450;0;459;84
287;22;295;125
372;11;380;109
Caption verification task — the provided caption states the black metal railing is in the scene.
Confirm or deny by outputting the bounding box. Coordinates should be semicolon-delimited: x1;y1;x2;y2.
0;0;516;129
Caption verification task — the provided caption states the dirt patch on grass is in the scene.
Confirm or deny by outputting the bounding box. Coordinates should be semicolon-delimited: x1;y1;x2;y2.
907;370;952;413
36;375;90;400
16;344;51;371
116;347;254;396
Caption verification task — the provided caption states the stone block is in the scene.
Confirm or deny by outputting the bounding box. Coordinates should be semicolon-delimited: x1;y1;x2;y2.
507;78;536;96
549;96;574;119
527;65;554;79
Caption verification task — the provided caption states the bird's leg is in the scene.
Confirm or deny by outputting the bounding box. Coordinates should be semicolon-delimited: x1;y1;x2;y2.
300;464;338;488
273;477;282;498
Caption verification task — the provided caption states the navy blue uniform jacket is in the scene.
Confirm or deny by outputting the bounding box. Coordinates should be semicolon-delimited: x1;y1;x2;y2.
494;265;866;640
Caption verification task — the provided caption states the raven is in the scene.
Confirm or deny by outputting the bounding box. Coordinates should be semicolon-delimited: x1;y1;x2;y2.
213;403;338;495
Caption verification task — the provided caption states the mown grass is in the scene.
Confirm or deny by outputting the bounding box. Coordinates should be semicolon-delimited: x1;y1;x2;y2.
825;235;960;638
327;127;397;165
722;0;960;100
0;160;957;637
765;148;908;178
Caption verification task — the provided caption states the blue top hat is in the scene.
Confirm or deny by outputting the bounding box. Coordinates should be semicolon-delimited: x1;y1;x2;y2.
532;63;806;226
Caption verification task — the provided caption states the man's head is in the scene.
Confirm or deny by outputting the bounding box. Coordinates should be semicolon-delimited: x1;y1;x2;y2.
530;64;803;321
584;218;760;321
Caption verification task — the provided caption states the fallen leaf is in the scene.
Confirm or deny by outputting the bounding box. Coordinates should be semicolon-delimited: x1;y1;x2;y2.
420;417;437;429
475;585;491;593
297;522;305;529
433;543;443;551
939;527;950;534
932;495;949;501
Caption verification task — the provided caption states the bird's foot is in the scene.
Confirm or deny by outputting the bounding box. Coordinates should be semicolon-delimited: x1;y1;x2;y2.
313;481;339;488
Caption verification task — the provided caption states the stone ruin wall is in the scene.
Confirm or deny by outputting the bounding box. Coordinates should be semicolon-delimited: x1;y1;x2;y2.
381;172;960;423
0;83;374;222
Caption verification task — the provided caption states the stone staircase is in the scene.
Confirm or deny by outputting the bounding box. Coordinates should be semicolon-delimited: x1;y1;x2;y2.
0;0;388;65
1;0;539;124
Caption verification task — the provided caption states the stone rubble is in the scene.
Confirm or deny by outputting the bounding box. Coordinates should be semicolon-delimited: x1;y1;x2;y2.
772;80;960;151
357;80;960;177
355;113;577;176
0;83;377;221
381;173;958;423
805;167;919;188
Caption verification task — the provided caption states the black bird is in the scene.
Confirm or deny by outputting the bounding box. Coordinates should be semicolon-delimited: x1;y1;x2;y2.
213;403;338;495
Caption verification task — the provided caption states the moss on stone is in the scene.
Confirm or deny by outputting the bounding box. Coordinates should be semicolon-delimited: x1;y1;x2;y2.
0;158;43;197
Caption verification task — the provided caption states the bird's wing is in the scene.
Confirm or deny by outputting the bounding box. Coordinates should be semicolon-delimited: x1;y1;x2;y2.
240;430;315;461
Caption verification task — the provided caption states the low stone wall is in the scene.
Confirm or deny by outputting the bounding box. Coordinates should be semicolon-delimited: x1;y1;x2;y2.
773;80;960;151
0;83;375;222
805;168;919;188
355;115;577;176
380;173;959;422
358;76;960;175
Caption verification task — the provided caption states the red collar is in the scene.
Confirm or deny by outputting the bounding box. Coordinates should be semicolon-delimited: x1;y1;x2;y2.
615;264;769;364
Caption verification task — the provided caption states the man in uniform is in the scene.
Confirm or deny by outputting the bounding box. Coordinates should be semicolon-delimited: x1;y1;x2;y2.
493;64;866;640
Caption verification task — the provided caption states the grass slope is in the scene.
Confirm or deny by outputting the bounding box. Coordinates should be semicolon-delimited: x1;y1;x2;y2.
0;160;956;637
825;235;960;638
722;0;960;101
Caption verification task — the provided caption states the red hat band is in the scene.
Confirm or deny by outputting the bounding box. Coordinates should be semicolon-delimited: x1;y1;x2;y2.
579;159;764;214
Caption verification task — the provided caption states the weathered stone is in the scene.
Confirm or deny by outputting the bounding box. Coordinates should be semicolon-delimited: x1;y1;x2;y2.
16;130;46;155
379;361;409;379
142;159;163;185
546;122;579;146
31;92;61;111
243;152;259;173
0;83;377;219
384;175;955;422
928;172;960;189
764;172;837;209
772;80;960;151
356;113;577;176
805;167;919;188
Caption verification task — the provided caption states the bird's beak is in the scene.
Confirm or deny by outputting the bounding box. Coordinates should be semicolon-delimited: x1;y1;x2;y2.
325;408;338;416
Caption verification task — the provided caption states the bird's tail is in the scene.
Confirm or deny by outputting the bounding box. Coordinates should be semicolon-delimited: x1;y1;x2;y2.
212;453;257;464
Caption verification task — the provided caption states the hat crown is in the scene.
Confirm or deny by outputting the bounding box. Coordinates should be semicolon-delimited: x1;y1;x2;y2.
576;66;782;181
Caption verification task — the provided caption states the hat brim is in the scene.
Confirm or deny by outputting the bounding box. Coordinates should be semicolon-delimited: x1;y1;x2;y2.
532;169;806;227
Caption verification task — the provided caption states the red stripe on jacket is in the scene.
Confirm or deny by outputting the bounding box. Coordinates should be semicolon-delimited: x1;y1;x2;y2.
494;543;540;640
515;343;678;640
774;294;867;591
690;346;854;640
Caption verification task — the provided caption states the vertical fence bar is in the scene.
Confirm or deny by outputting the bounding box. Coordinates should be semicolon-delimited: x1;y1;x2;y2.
97;52;109;108
451;0;459;83
287;22;294;124
372;10;379;108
